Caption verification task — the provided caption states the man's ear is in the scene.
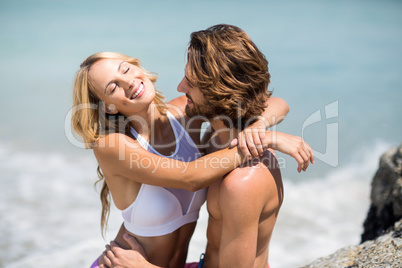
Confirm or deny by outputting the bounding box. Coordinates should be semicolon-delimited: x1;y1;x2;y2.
105;104;118;115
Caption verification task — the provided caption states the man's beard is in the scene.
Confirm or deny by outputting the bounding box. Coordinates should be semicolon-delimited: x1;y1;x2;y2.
185;101;217;120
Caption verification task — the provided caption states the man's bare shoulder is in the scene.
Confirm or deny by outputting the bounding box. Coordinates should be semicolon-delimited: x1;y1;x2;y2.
221;150;281;198
167;96;206;126
221;164;269;197
166;95;187;116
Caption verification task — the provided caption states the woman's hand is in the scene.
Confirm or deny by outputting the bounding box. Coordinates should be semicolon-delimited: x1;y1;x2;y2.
232;128;314;173
233;97;290;159
99;234;157;268
233;119;269;159
271;132;314;173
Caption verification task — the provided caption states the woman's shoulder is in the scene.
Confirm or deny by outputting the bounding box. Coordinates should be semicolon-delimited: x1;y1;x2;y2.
94;133;138;154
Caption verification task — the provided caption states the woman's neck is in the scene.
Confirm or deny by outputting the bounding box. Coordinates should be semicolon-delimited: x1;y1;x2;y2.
128;103;167;143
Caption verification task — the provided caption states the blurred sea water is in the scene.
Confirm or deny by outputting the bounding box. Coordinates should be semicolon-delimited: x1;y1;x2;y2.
0;0;401;267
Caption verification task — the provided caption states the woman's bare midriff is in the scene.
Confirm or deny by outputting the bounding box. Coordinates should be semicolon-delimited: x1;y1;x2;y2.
114;221;197;267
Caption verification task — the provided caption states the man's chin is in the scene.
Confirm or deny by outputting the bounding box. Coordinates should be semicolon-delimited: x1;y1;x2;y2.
185;105;193;116
185;105;202;118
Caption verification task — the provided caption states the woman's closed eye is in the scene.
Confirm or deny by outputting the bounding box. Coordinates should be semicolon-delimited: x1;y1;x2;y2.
110;83;117;95
123;66;130;74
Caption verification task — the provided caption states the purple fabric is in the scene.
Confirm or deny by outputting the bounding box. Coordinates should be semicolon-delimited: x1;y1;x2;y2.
90;257;99;268
184;262;199;268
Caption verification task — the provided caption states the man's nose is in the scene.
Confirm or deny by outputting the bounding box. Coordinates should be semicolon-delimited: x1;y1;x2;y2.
177;78;188;93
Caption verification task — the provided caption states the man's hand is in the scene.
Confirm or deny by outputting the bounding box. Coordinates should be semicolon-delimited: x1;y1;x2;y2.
99;234;155;268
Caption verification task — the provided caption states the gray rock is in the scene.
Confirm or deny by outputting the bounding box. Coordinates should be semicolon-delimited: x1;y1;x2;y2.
362;144;402;242
302;220;402;268
302;145;402;268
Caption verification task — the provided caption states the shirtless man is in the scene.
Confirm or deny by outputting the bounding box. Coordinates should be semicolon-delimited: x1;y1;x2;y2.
99;24;313;268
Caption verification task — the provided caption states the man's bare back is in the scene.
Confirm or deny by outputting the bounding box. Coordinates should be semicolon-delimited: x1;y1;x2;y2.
202;135;284;268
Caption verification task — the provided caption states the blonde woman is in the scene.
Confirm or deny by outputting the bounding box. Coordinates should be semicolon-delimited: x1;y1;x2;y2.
72;52;312;268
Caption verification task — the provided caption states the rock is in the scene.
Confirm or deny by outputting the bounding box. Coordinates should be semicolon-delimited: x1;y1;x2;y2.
361;145;402;242
302;145;402;268
302;219;402;268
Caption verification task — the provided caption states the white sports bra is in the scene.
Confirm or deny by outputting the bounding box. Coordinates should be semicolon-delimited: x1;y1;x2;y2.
122;111;207;237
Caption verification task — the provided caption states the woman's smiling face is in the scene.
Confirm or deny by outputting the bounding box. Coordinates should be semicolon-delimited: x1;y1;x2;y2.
89;58;155;116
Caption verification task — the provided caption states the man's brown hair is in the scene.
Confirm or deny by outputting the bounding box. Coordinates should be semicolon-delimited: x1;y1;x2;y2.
186;24;272;130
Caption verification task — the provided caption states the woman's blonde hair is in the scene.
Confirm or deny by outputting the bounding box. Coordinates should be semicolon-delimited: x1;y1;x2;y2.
72;52;166;237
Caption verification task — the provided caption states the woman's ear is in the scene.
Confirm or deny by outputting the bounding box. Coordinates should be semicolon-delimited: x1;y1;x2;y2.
105;104;118;115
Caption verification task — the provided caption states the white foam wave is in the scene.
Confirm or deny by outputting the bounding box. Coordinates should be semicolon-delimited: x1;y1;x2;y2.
269;140;395;267
0;144;122;267
1;140;397;267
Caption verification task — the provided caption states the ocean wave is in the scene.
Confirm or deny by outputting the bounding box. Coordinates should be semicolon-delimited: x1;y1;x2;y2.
0;140;397;267
269;140;395;267
0;144;121;267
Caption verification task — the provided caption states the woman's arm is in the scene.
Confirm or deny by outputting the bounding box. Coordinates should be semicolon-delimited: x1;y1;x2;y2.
94;130;313;192
94;132;244;192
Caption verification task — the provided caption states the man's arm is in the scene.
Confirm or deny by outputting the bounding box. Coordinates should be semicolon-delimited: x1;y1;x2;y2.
218;166;274;267
168;96;290;159
260;96;289;127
